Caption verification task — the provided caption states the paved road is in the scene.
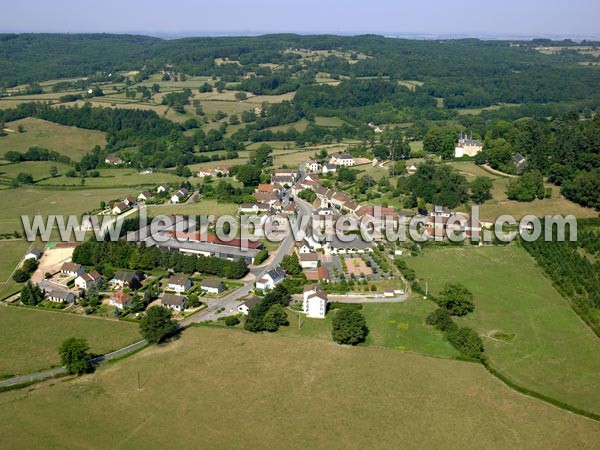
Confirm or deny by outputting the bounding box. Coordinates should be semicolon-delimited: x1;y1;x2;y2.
181;192;311;326
0;340;147;389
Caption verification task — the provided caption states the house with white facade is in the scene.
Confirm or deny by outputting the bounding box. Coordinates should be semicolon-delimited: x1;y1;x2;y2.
46;289;75;304
109;291;133;309
161;294;187;312
255;266;285;291
167;275;192;294
237;296;261;315
200;279;225;294
329;152;355;167
299;252;319;269
24;248;42;261
74;270;102;290
303;284;328;319
60;262;85;277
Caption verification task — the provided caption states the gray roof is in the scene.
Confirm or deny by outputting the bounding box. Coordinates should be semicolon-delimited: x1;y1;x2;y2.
162;294;186;307
201;278;224;289
114;271;139;283
266;266;285;280
241;295;261;309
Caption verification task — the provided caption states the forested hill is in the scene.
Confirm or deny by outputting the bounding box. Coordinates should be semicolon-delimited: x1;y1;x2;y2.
1;33;600;108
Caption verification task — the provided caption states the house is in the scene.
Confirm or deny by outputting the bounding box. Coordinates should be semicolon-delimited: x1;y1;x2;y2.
368;122;386;134
137;191;153;202
105;156;123;165
454;131;483;158
112;202;130;215
238;203;270;214
111;271;140;289
60;262;84;277
298;240;312;254
197;168;214;178
46;289;75;304
237;296;261;315
200;278;225;294
430;205;452;218
299;252;319;269
24;248;42;260
329;152;355;167
513;153;527;174
214;165;232;176
171;188;188;203
372;157;382;167
167;275;192;294
384;289;395;298
74;270;102;290
161;294;187;312
156;183;170;194
255;266;285;291
306;159;322;173
109;291;133;310
124;196;137;207
303;284;328;319
304;266;330;282
257;184;274;194
407;164;418;175
322;163;337;174
273;168;299;181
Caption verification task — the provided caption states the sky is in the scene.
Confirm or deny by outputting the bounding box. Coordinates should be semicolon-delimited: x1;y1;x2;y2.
1;0;599;39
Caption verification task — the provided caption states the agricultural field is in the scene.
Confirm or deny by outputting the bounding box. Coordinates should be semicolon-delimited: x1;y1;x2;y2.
0;161;72;183
0;327;598;448
0;117;107;161
407;245;600;415
0;239;31;299
38;167;183;188
445;161;598;219
0;306;140;377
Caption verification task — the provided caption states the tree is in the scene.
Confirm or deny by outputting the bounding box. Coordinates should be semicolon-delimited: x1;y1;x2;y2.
281;253;302;276
262;304;289;331
13;268;30;283
234;164;261;187
506;171;545;202
49;165;58;178
470;176;493;204
447;327;485;361
187;293;201;308
59;337;92;375
332;309;368;345
297;189;317;203
425;308;457;332
438;283;475;316
16;172;34;185
20;281;44;305
139;306;177;344
234;91;248;100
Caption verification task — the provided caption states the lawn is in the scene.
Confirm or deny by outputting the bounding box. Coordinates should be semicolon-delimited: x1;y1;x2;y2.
0;187;135;235
445;161;598;219
147;199;237;217
0;240;31;299
0;161;72;183
407;245;600;415
0;117;106;161
0;306;140;377
0;327;598;448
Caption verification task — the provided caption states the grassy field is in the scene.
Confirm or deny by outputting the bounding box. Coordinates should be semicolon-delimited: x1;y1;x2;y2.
281;300;462;359
0;118;106;161
0;306;140;376
0;187;135;235
407;245;600;415
446;161;598;219
0;161;72;183
38;167;183;188
0;240;31;299
0;327;598;448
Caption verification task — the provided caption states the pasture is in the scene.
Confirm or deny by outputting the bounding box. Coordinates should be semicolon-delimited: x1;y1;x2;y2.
0;117;106;161
0;306;140;377
147;199;237;217
407;245;600;415
446;161;598;219
0;327;598;448
38;167;183;188
0;240;31;299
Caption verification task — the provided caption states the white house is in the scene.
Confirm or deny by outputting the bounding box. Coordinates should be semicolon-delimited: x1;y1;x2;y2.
306;159;322;173
237;296;261;315
454;131;483;158
299;253;319;269
255;266;285;291
329;152;355;167
112;202;130;215
298;240;312;254
111;271;140;289
156;183;170;194
200;278;225;294
46;289;75;304
137;191;153;202
74;270;102;290
161;294;187;312
60;262;84;277
303;284;328;319
407;164;418;175
322;163;337;174
170;188;189;204
109;291;133;310
24;248;42;261
167;275;192;294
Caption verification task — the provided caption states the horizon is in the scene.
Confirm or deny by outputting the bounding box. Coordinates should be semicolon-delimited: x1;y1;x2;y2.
1;0;599;39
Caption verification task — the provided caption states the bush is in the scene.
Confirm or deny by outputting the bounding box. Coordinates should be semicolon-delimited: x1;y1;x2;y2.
447;327;485;361
254;248;269;265
12;268;30;283
224;315;240;327
139;306;177;344
437;283;475;316
425;308;457;332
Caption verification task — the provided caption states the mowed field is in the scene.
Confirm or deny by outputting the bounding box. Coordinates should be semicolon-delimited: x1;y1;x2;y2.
0;307;140;377
0;118;106;161
446;161;598;219
0;327;598;449
408;245;600;415
0;240;32;299
0;187;135;234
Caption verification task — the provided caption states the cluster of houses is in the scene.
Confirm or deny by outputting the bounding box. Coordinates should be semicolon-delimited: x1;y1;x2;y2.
156;183;190;204
305;152;356;175
196;165;232;178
